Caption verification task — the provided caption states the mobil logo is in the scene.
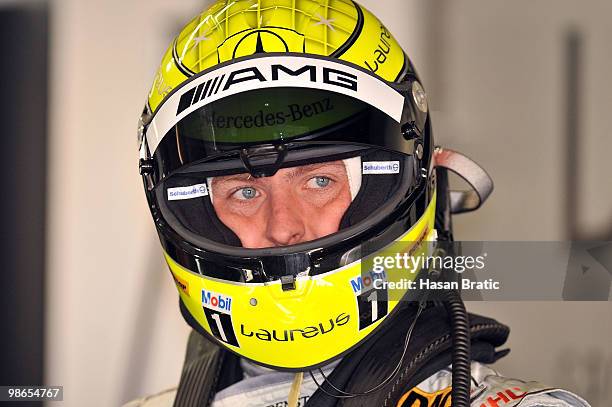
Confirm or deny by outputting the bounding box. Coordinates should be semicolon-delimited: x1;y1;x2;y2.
350;270;386;295
202;289;232;314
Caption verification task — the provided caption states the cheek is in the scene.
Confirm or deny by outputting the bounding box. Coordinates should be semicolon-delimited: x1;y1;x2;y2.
304;188;352;235
213;201;270;246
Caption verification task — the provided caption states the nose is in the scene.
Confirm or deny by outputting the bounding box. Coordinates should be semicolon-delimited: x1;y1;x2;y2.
265;190;306;246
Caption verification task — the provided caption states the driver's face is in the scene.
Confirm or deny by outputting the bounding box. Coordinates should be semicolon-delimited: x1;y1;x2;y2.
211;161;352;248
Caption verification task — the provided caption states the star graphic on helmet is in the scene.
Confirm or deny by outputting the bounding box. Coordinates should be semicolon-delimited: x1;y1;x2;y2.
314;14;335;31
259;15;271;27
194;34;210;44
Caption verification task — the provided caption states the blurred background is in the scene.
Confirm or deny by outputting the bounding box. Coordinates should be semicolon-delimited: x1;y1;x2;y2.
0;0;610;406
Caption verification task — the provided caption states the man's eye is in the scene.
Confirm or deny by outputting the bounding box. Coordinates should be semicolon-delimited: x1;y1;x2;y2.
233;187;259;200
307;176;332;189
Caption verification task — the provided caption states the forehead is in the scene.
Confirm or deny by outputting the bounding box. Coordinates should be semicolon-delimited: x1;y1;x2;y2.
211;161;347;185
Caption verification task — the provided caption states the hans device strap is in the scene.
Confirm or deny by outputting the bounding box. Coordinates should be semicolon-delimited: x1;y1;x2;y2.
434;148;494;214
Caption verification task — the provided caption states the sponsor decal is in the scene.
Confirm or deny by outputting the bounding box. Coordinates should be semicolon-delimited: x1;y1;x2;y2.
397;387;452;407
217;27;306;61
398;385;531;407
205;97;334;130
232;30;291;56
167;183;209;201
171;272;189;295
146;56;405;154
476;386;527;407
176;64;357;116
201;289;232;314
265;395;309;407
202;289;238;347
350;271;389;330
365;24;394;73
349;270;387;295
363;161;400;174
240;313;350;342
153;69;172;98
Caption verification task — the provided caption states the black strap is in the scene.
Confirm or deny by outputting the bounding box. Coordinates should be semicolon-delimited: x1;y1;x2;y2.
172;331;225;407
306;304;509;407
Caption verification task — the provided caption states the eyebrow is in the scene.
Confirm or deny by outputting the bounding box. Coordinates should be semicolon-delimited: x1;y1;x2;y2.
212;162;346;186
285;162;345;180
213;173;255;185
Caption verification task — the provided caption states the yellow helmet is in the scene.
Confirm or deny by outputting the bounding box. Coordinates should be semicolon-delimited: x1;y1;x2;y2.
138;0;437;371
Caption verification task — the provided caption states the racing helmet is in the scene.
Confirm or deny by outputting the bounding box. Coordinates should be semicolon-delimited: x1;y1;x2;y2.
139;0;438;371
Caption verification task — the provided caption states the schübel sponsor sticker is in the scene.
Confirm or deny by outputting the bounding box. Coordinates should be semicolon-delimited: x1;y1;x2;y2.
202;289;232;314
167;183;208;201
362;161;400;174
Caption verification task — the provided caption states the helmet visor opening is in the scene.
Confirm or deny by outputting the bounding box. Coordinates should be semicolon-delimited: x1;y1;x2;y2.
156;145;416;252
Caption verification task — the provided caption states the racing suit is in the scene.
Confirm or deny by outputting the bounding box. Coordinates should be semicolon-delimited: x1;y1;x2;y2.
125;360;589;407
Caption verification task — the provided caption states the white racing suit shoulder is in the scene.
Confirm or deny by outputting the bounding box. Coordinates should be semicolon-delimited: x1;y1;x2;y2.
122;388;177;407
122;362;590;407
398;362;590;407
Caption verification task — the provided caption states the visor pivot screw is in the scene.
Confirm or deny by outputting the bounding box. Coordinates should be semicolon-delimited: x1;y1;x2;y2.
412;81;429;113
280;275;296;292
415;143;424;160
139;159;154;175
401;121;421;141
250;298;258;307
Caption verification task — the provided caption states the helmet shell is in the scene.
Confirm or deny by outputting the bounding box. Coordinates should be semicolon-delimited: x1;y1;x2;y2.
141;0;437;371
147;0;408;112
